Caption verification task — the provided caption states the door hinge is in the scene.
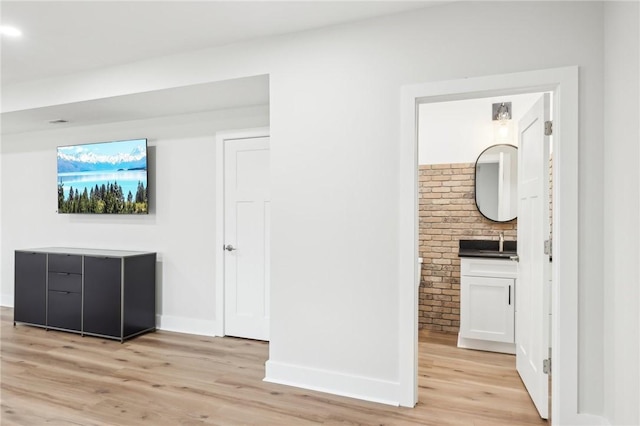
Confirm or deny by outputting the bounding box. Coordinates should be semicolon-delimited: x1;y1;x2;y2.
544;120;553;136
544;239;552;256
543;347;552;375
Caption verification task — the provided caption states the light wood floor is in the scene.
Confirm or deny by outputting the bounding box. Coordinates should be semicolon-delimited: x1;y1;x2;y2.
1;307;546;425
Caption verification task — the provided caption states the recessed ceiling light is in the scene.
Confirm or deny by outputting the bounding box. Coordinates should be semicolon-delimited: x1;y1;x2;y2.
48;119;69;125
0;25;23;38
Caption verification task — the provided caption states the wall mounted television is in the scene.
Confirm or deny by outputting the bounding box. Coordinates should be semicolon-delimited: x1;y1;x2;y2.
57;138;148;214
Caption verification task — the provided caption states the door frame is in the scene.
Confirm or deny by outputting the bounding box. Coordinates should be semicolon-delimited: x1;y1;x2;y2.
215;127;270;337
399;67;590;424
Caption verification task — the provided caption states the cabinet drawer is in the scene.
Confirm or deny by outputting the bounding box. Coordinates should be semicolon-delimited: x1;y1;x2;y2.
48;291;81;331
48;254;82;274
48;272;82;293
460;258;517;279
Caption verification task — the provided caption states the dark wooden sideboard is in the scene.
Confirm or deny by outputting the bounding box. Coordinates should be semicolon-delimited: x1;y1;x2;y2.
14;247;156;342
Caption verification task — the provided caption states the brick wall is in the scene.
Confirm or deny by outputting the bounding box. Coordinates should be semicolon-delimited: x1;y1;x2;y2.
418;163;517;333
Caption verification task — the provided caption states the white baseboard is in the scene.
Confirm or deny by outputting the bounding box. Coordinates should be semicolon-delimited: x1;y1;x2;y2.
264;360;400;406
156;314;218;337
457;334;516;355
1;302;217;337
0;293;14;308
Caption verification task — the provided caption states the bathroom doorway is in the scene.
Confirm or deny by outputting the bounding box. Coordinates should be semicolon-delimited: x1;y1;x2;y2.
416;92;551;419
398;67;580;424
416;93;541;336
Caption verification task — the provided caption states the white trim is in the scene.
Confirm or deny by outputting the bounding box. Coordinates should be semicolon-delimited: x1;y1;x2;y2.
399;78;420;408
156;314;218;337
214;127;270;337
264;360;401;407
399;67;594;425
457;336;516;355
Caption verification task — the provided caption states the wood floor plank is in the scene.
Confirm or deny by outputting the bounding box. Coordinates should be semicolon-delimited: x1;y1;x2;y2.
1;307;547;425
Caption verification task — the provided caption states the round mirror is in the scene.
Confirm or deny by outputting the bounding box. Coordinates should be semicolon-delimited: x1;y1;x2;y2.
475;144;518;222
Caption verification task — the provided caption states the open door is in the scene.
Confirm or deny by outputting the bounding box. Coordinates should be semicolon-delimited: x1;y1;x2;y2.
516;93;551;419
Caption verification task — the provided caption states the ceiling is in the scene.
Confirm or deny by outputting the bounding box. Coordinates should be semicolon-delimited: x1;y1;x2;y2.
0;1;445;135
1;1;440;86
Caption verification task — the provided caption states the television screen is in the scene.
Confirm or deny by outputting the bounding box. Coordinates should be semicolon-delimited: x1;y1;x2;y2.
57;138;148;214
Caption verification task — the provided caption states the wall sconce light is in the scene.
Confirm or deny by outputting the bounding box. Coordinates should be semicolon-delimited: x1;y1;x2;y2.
492;102;513;143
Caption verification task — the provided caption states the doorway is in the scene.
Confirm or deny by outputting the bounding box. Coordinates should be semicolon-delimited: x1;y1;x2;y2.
416;92;550;418
416;93;541;334
215;128;271;341
398;67;580;424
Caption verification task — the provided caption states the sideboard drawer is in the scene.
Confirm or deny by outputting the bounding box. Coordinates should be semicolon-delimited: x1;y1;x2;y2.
48;254;82;274
48;291;81;331
48;272;82;293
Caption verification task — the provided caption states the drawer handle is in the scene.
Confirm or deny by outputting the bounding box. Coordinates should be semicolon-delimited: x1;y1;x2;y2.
56;272;70;276
50;290;71;294
508;285;511;305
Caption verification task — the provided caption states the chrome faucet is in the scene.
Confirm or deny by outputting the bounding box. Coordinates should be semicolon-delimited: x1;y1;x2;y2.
499;232;504;253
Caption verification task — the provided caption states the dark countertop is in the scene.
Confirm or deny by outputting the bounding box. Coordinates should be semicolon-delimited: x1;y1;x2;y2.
458;239;517;259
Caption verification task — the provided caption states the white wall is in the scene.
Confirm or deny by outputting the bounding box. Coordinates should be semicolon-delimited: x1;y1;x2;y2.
1;106;269;335
418;93;540;165
0;1;612;417
0;136;2;297
603;2;640;425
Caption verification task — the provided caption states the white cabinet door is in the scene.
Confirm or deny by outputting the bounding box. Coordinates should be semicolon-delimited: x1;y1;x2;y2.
460;276;515;343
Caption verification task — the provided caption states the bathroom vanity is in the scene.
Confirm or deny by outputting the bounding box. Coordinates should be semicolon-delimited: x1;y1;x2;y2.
458;240;518;354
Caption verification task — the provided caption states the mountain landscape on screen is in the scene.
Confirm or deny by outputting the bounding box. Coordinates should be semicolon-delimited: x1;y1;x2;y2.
57;139;148;214
57;143;147;173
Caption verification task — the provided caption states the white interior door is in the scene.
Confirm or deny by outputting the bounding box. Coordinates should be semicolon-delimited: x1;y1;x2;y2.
516;94;551;419
224;137;270;341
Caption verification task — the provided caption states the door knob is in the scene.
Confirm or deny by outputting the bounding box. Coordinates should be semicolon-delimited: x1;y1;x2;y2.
224;244;237;252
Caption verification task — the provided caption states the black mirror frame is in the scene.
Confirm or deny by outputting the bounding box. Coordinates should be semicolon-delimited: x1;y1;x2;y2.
474;143;518;223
